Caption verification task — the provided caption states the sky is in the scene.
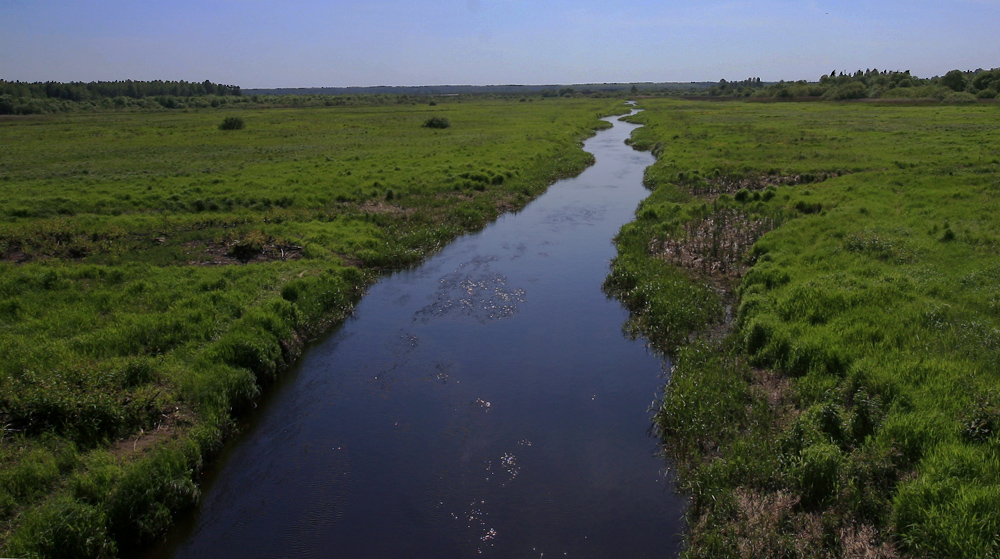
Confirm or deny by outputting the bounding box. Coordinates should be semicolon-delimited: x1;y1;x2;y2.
1;0;998;88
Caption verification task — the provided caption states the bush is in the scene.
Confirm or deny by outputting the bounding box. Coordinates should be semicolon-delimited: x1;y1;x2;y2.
823;82;869;100
942;91;977;104
422;116;451;129
218;116;245;130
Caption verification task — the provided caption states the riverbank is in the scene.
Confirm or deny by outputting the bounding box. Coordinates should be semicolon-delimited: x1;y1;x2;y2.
0;98;628;556
151;108;687;559
606;99;1000;557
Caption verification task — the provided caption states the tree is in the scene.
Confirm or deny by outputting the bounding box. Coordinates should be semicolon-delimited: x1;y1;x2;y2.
972;69;1000;92
941;69;968;92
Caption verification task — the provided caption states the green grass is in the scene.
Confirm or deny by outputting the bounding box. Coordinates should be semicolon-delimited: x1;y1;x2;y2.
0;97;627;556
607;99;1000;557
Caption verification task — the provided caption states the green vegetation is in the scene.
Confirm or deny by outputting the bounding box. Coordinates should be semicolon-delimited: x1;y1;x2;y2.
0;80;242;115
0;79;486;114
0;97;626;556
704;68;1000;101
5;70;997;118
421;115;451;129
217;116;245;131
607;99;1000;557
0;79;241;100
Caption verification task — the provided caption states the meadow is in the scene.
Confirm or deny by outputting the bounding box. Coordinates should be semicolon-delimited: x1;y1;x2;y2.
0;97;627;557
605;99;1000;557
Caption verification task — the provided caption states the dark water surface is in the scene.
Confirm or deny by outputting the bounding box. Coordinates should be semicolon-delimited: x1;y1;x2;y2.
152;109;686;558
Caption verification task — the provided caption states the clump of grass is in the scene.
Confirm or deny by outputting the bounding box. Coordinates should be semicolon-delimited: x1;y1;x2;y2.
7;497;116;559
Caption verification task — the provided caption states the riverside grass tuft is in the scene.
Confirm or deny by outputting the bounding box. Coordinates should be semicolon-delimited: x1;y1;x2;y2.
0;97;628;556
605;99;1000;558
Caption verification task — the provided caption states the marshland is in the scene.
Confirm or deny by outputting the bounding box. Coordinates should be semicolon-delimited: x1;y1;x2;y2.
1;71;999;558
0;95;632;556
607;98;1000;557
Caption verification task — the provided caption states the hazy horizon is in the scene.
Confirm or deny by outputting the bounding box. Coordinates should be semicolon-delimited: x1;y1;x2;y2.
3;0;999;89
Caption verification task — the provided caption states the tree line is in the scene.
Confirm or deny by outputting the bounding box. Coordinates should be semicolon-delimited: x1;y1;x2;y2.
0;79;241;101
703;68;1000;101
0;80;244;115
2;69;996;116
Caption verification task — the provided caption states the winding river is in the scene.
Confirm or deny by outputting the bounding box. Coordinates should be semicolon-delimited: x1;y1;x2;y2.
150;107;686;558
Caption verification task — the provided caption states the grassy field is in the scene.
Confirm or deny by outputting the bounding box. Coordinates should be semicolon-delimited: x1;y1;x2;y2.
0;97;627;557
605;99;1000;557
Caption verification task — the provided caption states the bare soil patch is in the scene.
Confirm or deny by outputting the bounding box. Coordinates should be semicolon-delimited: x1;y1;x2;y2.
111;404;194;459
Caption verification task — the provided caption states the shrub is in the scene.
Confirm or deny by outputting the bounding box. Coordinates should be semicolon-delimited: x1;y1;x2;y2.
823;82;869;100
942;91;976;104
227;232;267;262
422;116;451;129
218;116;245;130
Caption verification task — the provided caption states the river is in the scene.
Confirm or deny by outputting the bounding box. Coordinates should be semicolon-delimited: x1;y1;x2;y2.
149;107;686;558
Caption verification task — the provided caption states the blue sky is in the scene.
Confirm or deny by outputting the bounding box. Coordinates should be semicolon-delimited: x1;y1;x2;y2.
2;0;998;88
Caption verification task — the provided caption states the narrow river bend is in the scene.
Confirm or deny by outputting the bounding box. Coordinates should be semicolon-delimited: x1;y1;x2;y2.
152;108;686;558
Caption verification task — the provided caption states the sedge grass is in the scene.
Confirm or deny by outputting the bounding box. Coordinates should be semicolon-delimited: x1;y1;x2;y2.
607;98;1000;558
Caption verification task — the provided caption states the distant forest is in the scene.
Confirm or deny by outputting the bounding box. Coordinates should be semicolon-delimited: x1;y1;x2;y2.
0;79;239;101
1;69;997;115
703;68;1000;101
243;82;715;97
0;79;241;114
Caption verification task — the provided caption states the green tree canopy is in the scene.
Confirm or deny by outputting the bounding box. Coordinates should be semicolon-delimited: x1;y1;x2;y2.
941;70;968;92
